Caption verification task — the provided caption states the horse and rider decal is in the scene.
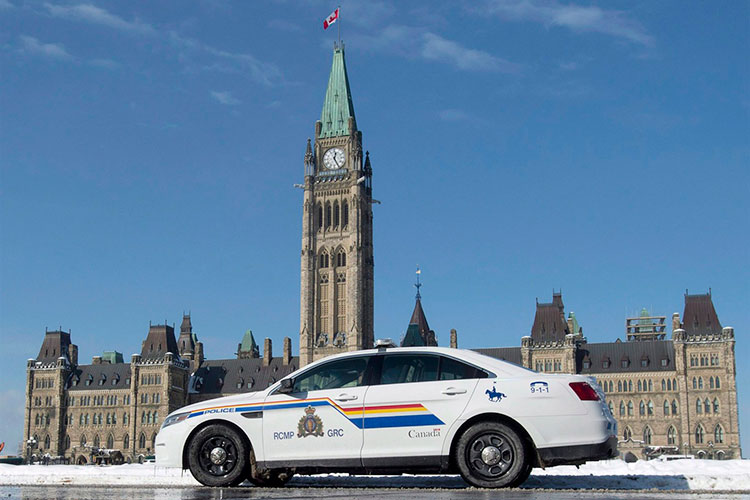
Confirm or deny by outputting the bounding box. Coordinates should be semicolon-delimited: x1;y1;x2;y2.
485;385;506;402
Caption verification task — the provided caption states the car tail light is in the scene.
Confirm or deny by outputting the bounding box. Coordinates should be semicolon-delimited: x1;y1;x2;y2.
569;382;600;401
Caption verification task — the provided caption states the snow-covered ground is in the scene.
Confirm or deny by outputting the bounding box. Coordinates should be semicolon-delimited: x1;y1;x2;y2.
0;459;748;491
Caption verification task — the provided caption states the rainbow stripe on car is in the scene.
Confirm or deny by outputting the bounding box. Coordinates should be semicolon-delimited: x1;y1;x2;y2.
187;398;444;429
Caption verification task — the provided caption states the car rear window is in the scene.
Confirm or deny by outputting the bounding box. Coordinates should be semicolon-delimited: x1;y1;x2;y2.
439;356;489;380
380;355;439;384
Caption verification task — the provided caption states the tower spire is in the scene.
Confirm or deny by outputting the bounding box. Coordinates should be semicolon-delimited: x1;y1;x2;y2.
319;45;356;138
415;266;422;300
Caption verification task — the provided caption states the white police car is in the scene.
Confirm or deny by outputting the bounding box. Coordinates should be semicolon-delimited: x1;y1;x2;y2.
155;346;617;488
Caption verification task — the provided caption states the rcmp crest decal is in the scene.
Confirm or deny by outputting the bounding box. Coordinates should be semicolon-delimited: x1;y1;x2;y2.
297;405;324;437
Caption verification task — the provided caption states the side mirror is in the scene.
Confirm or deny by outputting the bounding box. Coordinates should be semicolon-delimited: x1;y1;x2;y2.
278;378;294;394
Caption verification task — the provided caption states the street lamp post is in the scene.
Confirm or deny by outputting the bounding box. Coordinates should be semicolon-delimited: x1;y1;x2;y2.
25;438;37;465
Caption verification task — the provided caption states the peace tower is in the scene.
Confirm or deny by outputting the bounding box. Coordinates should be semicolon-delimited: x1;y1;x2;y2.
299;44;374;365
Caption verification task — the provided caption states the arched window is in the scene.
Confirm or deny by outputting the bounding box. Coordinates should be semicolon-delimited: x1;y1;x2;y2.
44;435;50;449
608;401;614;414
333;201;340;227
106;413;111;425
647;400;654;415
124;413;129;425
673;379;677;390
151;433;157;449
627;401;634;416
715;377;720;389
709;377;715;389
106;434;114;449
638;380;642;392
639;401;645;416
336;250;346;267
714;425;724;444
35;414;40;426
662;379;666;391
141;412;146;424
619;401;625;416
696;398;702;414
623;427;632;441
692;377;697;389
93;435;100;448
618;381;622;392
648;380;653;392
698;377;704;389
123;434;129;449
672;399;678;415
80;435;87;447
643;426;652;445
667;378;672;391
342;200;349;227
628;380;633;392
85;414;89;425
713;398;720;414
704;399;711;414
147;412;152;424
663;400;670;416
325;202;332;228
319;251;329;269
138;433;146;449
608;381;613;393
316;203;323;230
695;425;704;444
667;426;677;445
112;413;117;425
64;435;70;450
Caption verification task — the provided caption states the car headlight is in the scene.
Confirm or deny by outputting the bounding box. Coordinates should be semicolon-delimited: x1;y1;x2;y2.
161;411;190;429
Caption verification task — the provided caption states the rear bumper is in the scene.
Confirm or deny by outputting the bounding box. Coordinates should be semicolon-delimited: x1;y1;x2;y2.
537;435;618;467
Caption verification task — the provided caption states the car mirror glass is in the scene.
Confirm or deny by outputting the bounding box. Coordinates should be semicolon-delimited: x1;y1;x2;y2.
278;378;294;393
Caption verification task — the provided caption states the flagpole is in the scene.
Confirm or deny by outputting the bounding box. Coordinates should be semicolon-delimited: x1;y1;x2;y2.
338;5;341;47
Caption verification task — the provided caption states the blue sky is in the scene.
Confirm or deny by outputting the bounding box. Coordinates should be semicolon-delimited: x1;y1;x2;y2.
1;1;748;455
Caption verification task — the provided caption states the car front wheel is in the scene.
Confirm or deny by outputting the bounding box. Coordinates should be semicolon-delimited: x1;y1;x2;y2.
455;421;527;488
187;424;248;487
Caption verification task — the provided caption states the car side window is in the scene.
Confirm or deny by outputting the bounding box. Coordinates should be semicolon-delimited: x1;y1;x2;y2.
380;355;439;385
293;357;368;392
439;356;488;380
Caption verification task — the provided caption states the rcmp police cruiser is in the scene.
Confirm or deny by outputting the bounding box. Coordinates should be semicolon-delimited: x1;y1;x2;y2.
156;343;617;488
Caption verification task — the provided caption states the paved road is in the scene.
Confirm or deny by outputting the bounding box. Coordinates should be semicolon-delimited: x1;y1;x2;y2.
1;486;748;500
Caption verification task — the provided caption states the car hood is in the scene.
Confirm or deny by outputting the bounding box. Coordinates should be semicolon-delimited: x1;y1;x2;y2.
169;390;266;417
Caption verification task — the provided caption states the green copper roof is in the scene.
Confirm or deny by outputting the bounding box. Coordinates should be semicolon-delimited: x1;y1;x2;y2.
240;329;258;355
567;312;580;335
102;351;124;364
319;47;356;138
401;324;425;347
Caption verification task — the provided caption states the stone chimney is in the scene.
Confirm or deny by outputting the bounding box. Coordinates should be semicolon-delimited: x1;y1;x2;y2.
449;329;458;349
195;341;204;366
283;337;292;365
69;344;78;365
263;338;272;366
92;356;102;365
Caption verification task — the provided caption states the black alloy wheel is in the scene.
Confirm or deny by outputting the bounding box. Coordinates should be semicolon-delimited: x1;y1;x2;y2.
455;421;527;488
187;424;248;487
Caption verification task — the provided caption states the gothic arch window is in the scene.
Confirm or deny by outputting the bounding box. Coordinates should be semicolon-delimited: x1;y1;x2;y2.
80;435;87;447
692;377;697;389
714;424;724;444
618;381;622;392
44;435;50;449
695;424;705;444
672;399;678;415
667;426;677;445
627;401;633;416
623;426;632;441
138;433;146;449
107;434;114;449
673;378;677;390
647;400;654;416
333;201;340;227
698;377;704;389
638;380;642;392
628;380;633;392
93;435;100;448
648;380;653;392
64;435;70;450
662;379;666;391
151;433;157;449
112;413;117;425
608;401;614;414
336;250;346;267
124;412;129;425
123;433;129;449
316;203;323;230
35;414;40;426
663;400;670;416
342;200;349;227
667;378;672;391
713;398;720;413
643;426;652;445
704;398;710;414
696;398;702;414
608;381;613;393
715;376;720;389
619;401;625;417
709;377;715;389
319;251;329;269
639;401;645;416
325;202;332;229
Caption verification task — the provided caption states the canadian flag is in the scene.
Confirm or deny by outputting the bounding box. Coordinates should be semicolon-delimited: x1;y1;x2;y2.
323;8;339;30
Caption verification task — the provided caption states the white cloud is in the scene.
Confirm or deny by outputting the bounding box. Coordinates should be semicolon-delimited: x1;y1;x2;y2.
45;3;156;36
354;25;519;73
481;0;653;46
421;33;519;73
210;90;241;106
19;35;72;60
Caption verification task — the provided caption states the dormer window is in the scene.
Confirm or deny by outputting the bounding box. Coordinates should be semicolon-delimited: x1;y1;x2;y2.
85;374;93;386
641;356;649;368
602;358;611;369
661;358;669;367
621;357;630;369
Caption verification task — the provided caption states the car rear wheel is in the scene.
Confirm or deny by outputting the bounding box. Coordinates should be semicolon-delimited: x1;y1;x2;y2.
455;421;527;488
187;424;248;487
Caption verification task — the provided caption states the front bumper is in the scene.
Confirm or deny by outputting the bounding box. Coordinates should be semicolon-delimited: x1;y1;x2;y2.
537;435;618;467
154;423;188;468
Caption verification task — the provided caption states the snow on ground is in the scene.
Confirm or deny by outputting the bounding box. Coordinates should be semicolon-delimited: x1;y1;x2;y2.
0;459;748;491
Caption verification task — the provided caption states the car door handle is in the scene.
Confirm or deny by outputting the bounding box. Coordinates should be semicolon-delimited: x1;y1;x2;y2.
334;394;358;401
442;387;467;395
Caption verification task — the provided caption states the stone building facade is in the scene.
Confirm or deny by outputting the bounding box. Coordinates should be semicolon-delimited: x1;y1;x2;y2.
475;291;741;460
299;43;374;366
24;317;298;464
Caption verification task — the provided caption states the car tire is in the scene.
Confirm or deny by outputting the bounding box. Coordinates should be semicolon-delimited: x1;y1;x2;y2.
187;424;249;487
246;449;294;487
455;421;527;488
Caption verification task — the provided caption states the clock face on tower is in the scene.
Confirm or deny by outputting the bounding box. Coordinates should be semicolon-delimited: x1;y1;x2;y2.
322;147;346;170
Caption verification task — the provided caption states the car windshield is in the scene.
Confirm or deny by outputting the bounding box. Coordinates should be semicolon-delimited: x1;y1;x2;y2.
293;357;368;392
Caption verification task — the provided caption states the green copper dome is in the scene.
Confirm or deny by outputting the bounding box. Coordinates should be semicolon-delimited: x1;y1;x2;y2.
319;46;356;138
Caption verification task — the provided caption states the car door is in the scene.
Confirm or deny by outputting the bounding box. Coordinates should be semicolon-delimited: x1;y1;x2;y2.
360;353;483;467
261;355;370;467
